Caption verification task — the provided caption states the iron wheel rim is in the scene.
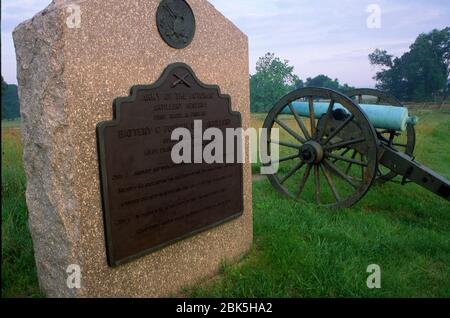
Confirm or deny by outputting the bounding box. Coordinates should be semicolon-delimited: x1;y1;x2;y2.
262;87;378;209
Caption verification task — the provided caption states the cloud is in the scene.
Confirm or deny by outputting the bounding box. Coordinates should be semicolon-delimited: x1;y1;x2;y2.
1;0;49;30
210;0;450;87
1;0;449;86
1;31;18;84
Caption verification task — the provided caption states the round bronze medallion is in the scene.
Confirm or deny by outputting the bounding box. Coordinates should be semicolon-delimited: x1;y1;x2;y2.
156;0;196;49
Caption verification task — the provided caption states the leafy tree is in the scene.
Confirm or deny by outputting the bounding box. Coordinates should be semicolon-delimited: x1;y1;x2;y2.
250;53;300;113
249;53;354;113
1;76;7;96
369;28;450;101
368;49;393;68
1;76;6;119
339;83;355;94
305;75;339;90
1;76;20;120
305;75;354;93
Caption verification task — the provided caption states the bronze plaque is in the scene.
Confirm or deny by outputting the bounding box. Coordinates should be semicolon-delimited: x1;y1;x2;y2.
96;63;243;267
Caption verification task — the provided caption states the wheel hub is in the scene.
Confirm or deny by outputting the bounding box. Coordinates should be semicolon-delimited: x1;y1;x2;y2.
300;141;324;164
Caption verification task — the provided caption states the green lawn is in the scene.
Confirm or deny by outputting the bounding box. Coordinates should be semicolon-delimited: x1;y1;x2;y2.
188;109;450;298
1;111;450;298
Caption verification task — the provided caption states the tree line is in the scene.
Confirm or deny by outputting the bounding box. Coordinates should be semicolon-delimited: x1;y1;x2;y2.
2;28;448;118
250;53;356;113
251;28;450;113
369;27;449;102
1;76;20;120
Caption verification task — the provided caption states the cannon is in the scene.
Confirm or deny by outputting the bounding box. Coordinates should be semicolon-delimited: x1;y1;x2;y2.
262;87;450;208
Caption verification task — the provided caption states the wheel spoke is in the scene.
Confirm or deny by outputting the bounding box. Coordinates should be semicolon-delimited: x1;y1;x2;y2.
271;140;302;149
314;165;320;204
279;161;305;185
324;137;366;151
308;96;316;138
376;166;383;177
393;142;407;148
360;153;365;179
317;100;335;141
332;147;351;164
388;133;396;147
344;149;358;174
323;159;359;189
323;115;354;145
378;134;391;144
288;103;311;140
274;118;306;144
320;164;341;202
271;154;300;164
327;151;368;167
296;164;312;199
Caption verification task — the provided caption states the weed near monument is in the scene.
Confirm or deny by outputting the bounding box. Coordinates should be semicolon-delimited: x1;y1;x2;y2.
1;125;43;298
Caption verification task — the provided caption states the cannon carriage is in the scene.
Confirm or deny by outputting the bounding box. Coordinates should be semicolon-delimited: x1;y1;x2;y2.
262;87;450;208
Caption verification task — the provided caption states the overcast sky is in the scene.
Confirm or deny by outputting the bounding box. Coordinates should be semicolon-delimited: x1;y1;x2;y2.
1;0;449;87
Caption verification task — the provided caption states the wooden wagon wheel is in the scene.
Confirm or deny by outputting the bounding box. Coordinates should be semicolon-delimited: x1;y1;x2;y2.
347;88;416;184
262;87;378;208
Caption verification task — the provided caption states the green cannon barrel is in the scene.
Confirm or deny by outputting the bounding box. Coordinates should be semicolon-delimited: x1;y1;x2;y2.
282;102;418;131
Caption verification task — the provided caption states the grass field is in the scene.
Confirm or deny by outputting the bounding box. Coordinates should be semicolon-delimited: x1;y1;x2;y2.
2;110;450;298
1;121;44;298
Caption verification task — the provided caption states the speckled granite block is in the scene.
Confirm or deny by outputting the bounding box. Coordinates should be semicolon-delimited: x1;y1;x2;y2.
13;0;252;298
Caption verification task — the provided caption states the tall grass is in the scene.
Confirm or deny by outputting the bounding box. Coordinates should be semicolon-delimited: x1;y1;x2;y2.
1;126;44;298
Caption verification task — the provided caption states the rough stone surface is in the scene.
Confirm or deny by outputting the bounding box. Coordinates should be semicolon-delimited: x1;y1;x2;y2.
14;0;252;298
